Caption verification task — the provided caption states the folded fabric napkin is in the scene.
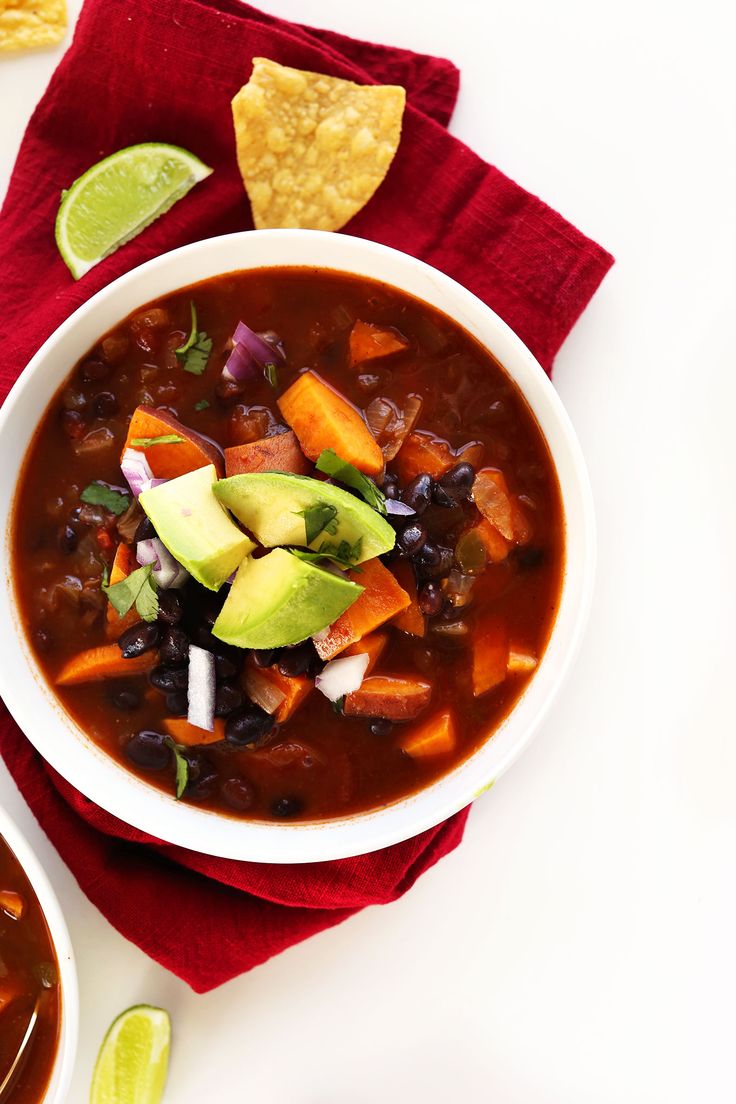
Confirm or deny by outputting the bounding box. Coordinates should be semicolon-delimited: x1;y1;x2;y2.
0;0;613;992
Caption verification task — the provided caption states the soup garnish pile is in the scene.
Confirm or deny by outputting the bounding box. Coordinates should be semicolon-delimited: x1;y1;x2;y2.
13;269;563;821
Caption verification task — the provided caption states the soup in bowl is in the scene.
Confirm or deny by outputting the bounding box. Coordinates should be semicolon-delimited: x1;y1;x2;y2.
0;807;77;1103
0;231;594;862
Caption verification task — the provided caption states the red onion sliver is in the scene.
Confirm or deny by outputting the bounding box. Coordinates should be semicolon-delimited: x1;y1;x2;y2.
315;653;370;702
187;645;216;732
223;341;260;383
136;538;189;589
385;499;415;517
121;448;154;498
232;321;284;367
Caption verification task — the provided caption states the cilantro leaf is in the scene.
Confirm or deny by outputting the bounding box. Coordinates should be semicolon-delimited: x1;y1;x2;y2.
80;481;131;516
175;301;212;375
331;695;346;715
296;502;338;544
194;399;210;411
164;737;190;800
130;434;184;448
102;563;159;622
290;537;363;571
264;362;279;388
315;450;386;514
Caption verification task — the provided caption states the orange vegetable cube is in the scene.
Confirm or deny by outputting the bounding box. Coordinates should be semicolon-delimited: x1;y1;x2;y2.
472;622;509;697
56;645;156;686
224;429;310;477
390;561;425;637
313;558;410;660
400;710;457;758
394;431;484;484
343;631;389;674
277;370;384;477
349;320;409;367
243;660;313;723
0;891;25;920
122;405;224;479
163;717;226;747
105;543;140;639
344;676;431;721
507;646;538;674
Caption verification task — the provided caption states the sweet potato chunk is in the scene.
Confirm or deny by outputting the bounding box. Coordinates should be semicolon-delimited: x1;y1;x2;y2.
400;709;456;758
0;975;23;1014
0;891;25;920
56;645;155;685
277;370;384;477
313;558;410;660
394;431;484;484
163;717;225;747
224;429;310;477
344;676;431;721
105;543;140;639
243;660;313;723
349;320;409;367
507;645;538;674
122;405;224;479
390;561;425;637
343;630;389;674
472;622;509;697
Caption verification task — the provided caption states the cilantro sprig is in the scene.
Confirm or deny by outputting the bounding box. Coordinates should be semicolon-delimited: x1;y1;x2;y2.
296;502;339;544
102;563;159;622
164;738;190;800
81;481;131;516
175;301;212;376
130;434;184;448
291;538;363;571
315;450;386;514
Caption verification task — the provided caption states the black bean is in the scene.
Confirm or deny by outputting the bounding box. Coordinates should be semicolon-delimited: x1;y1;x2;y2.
437;462;475;504
401;473;434;515
221;776;257;812
214;654;238;680
149;665;188;693
397;521;427;557
184;756;219;801
215;683;244;717
418;581;443;616
125;731;169;771
118;621;161;659
92;391;118;418
431;483;455;508
252;648;279;668
514;546;545;571
80;359;110;382
159;627;189;666
369;717;394;737
58;525;78;554
271;795;304;818
415;542;454;580
61;410;87;440
109;688;141;712
225;704;275;747
165;691;188;715
134;516;156;543
277;641;316;678
157;590;183;626
382;472;399;499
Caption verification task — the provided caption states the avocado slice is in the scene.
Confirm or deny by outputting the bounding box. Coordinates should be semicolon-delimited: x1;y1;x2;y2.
213;472;394;563
213;548;363;648
140;464;254;591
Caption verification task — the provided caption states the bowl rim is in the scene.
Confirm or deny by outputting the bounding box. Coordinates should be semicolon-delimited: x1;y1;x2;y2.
0;802;78;1103
0;229;595;863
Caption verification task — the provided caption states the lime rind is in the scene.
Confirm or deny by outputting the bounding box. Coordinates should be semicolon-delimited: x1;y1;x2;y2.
55;142;212;280
90;1003;171;1104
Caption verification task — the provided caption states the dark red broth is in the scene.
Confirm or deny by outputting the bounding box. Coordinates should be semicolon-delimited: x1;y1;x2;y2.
12;268;564;821
0;836;60;1102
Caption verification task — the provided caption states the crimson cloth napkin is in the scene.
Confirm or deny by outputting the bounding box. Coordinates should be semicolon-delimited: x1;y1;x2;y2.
0;0;613;993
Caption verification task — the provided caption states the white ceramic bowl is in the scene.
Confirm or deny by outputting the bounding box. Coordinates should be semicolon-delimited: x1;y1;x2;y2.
0;230;595;863
0;804;78;1102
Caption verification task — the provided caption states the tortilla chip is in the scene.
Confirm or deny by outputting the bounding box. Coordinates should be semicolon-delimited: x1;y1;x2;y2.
0;0;67;51
232;57;406;232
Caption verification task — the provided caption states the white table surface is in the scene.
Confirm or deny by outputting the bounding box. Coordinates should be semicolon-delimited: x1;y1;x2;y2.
1;1;735;1101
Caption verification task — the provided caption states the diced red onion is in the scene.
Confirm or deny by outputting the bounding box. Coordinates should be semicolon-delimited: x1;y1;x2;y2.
385;499;415;517
121;448;154;498
243;668;286;715
222;341;260;383
233;321;285;367
136;538;189;589
187;645;216;731
315;653;370;702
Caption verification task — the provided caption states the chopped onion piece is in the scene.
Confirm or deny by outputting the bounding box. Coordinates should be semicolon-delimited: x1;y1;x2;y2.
121;448;155;498
385;498;415;518
244;667;286;715
187;646;216;732
315;653;370;702
233;321;285;367
136;538;189;590
222;341;260;383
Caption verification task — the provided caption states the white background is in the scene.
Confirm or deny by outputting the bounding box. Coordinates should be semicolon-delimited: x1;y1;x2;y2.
1;1;735;1100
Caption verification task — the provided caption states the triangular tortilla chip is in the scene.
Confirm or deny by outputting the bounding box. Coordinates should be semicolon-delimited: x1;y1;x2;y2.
0;0;66;51
232;57;406;232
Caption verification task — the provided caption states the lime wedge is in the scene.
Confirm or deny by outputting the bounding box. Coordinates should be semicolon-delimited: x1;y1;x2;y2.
55;143;212;279
90;1005;171;1104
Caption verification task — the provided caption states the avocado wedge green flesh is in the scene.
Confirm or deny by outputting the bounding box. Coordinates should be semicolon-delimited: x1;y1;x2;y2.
213;548;363;648
213;472;394;564
140;464;254;591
